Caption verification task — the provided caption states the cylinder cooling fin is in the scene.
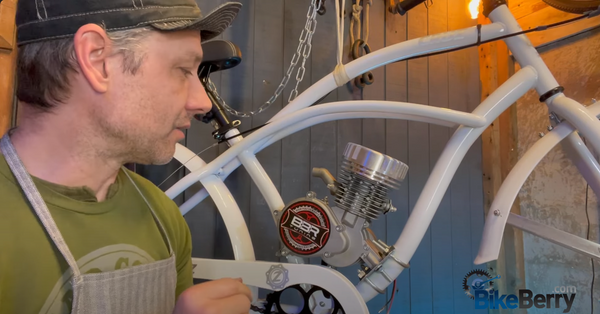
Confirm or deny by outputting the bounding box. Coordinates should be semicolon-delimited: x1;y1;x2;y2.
335;143;408;221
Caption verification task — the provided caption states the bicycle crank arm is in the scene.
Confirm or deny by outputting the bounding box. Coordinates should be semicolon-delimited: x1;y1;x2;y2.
191;257;369;313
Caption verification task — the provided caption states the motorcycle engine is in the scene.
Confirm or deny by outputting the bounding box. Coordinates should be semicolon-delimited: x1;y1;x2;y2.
277;142;409;272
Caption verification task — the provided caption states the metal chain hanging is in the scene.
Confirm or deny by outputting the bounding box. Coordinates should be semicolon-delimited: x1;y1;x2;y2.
350;0;374;89
205;0;322;118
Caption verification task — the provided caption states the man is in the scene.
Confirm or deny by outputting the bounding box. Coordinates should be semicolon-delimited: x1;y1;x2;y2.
0;0;252;313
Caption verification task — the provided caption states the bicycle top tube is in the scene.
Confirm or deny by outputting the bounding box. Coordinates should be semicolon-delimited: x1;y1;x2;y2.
271;22;508;121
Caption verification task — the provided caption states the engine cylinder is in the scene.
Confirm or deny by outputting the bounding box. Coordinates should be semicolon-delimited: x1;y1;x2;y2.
335;143;408;221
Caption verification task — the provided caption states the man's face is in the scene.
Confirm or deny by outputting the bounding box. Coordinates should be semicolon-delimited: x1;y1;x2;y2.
97;29;211;165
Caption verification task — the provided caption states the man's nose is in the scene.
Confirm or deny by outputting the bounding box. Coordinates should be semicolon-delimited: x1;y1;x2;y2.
186;77;212;115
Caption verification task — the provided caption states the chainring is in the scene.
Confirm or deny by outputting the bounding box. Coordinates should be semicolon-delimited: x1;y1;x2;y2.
256;284;345;314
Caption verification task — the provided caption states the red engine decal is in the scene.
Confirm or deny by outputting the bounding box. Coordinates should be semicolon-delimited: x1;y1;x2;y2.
279;201;331;255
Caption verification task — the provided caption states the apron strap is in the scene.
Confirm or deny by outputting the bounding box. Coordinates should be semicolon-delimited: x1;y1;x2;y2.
122;169;175;256
1;132;175;273
0;134;83;283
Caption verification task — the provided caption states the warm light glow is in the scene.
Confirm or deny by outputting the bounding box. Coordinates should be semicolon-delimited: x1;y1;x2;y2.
469;0;481;19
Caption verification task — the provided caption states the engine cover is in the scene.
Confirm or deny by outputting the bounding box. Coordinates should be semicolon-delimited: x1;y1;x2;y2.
278;197;333;256
278;191;392;270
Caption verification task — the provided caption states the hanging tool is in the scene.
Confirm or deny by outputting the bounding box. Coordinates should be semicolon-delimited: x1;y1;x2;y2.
317;0;327;15
350;0;374;89
388;0;432;15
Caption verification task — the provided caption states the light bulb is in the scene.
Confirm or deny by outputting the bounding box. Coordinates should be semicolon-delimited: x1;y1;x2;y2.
469;0;481;19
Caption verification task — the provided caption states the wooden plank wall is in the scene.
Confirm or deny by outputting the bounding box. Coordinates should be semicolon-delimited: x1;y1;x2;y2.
509;0;600;48
0;0;17;136
139;0;484;312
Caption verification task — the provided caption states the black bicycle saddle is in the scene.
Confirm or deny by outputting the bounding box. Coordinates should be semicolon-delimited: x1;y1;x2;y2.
198;40;242;78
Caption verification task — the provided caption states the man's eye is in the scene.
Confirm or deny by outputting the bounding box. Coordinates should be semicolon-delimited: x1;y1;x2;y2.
181;68;193;76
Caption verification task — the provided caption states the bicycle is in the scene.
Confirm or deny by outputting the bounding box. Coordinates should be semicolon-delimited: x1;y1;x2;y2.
161;0;600;313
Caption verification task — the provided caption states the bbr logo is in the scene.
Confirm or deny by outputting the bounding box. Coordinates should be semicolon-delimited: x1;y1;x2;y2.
278;202;331;255
291;216;320;239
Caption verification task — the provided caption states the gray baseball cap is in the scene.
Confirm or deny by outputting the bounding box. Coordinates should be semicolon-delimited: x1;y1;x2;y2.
15;0;242;45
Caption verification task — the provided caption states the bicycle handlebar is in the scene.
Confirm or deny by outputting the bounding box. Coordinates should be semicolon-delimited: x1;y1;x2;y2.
483;0;507;17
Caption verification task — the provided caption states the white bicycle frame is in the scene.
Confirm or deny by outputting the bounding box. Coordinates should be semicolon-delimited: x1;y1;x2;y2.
164;4;600;313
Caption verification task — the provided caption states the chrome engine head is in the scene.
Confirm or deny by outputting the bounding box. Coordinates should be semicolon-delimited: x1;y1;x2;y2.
335;143;408;221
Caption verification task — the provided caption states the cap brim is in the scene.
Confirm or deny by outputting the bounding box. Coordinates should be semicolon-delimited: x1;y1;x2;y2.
150;2;242;42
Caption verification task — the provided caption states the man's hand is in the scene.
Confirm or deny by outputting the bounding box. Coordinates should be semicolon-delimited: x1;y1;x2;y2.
173;278;252;314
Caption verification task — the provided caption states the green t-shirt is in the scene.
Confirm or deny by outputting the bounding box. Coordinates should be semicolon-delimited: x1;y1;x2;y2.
0;153;193;314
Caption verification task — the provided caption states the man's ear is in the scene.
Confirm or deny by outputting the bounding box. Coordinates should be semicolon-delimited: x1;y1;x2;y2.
73;24;111;93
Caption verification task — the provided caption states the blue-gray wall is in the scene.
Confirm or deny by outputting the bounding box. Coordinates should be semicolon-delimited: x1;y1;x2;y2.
138;0;487;313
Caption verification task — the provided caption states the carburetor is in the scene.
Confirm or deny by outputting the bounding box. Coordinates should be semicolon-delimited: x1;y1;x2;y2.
277;142;409;271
